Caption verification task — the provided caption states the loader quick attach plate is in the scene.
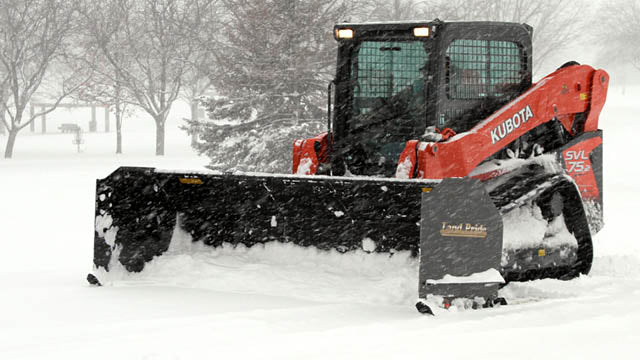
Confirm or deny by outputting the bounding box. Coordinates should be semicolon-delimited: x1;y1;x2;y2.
93;167;438;272
418;178;504;305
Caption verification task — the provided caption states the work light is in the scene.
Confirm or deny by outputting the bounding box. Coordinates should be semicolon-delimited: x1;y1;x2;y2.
336;28;354;39
413;27;430;37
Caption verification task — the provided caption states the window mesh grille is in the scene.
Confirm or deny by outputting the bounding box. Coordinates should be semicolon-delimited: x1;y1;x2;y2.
352;41;427;113
446;39;523;100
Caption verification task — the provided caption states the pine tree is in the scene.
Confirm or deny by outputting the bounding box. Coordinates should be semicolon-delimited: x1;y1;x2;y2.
190;0;355;172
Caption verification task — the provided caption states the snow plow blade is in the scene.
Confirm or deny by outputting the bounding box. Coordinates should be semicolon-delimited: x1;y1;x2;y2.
92;166;593;289
93;167;437;273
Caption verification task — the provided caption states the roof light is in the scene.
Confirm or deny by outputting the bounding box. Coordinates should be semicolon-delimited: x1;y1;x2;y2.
413;27;430;37
336;28;354;39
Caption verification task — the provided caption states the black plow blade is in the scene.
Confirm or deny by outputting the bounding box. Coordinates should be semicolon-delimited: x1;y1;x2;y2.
93;167;436;273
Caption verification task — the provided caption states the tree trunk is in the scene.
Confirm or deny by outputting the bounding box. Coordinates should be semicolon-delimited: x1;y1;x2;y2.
114;82;123;154
115;101;123;154
0;111;5;135
4;129;18;159
155;116;166;156
190;100;198;147
116;116;123;154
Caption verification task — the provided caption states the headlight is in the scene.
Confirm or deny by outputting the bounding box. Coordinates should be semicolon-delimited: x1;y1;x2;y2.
336;28;354;39
413;27;430;37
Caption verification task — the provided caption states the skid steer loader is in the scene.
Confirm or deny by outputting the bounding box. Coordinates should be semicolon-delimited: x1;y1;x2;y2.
90;20;607;314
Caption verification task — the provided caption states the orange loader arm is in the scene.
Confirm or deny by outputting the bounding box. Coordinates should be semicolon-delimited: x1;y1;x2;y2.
397;64;609;181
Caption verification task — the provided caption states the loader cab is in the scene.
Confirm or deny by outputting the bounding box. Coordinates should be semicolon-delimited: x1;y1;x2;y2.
330;20;533;176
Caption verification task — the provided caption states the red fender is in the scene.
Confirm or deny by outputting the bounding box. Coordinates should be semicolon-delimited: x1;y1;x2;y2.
395;140;420;178
292;132;329;175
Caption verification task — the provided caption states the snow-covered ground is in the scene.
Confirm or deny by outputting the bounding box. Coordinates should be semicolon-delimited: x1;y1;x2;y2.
1;85;640;359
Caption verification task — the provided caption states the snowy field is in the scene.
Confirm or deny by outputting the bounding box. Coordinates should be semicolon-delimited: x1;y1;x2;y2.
2;86;640;359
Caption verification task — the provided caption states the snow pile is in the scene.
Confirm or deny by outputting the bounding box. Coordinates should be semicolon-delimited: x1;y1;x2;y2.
472;154;564;194
502;204;548;250
394;156;413;179
96;226;419;306
426;268;504;284
502;203;577;250
295;157;314;175
500;254;640;306
471;153;563;178
544;214;579;248
94;214;118;247
95;202;583;307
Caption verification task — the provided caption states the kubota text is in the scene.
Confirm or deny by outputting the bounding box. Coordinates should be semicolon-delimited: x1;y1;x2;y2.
491;105;534;144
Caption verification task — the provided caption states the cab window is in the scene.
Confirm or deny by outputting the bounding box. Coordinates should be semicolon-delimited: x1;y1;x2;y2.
446;39;525;100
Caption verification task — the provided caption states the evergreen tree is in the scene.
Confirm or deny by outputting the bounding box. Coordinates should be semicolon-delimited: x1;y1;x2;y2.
190;0;355;172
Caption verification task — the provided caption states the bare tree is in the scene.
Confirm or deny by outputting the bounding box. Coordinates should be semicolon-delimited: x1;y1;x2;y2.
0;0;84;158
368;0;421;21
73;22;133;155
179;2;221;147
596;1;640;71
83;0;216;156
423;0;588;76
73;72;133;154
0;84;6;135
